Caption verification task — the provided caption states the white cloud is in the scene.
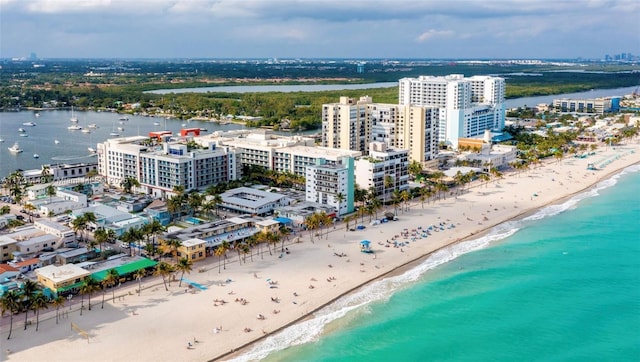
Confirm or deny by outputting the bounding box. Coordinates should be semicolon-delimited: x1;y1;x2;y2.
416;29;454;42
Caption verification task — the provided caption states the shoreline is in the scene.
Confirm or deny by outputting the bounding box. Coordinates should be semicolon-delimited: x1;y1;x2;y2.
218;148;640;361
3;141;640;362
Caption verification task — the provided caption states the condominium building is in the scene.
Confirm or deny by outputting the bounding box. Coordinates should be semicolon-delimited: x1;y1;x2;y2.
305;157;355;216
552;97;619;114
398;74;505;148
322;97;439;165
354;142;409;203
97;136;237;198
322;96;372;154
196;130;360;177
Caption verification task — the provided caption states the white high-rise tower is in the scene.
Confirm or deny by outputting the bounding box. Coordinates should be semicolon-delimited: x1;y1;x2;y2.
398;74;505;148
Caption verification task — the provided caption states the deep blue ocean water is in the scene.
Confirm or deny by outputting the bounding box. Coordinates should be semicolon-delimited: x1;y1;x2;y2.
234;165;640;362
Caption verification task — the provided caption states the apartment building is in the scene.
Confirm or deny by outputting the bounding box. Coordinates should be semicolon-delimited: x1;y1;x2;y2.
398;74;505;148
305;157;355;216
97;136;236;198
552;97;618;114
322;97;439;165
354;142;410;203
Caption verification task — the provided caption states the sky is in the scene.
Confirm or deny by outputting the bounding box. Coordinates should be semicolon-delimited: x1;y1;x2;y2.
1;0;639;60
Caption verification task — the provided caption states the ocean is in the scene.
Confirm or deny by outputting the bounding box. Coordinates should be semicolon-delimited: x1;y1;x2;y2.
236;165;640;361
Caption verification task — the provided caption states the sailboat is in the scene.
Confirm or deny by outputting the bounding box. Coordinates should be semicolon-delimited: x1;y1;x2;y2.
109;121;120;136
70;106;79;123
8;142;23;153
54;138;60;144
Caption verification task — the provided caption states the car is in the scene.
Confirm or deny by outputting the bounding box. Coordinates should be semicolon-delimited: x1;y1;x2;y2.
16;215;24;220
20;209;26;213
42;247;55;252
120;242;130;249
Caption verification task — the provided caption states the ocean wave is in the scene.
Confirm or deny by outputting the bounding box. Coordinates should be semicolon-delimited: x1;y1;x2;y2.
523;164;639;221
230;165;640;361
230;226;520;362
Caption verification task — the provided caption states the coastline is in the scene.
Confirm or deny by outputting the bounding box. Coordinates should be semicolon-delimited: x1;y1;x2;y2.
2;141;639;362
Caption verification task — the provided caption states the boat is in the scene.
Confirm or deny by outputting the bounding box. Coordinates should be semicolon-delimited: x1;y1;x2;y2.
68;125;82;130
119;116;129;121
109;132;120;136
22;122;37;126
8;142;22;153
117;127;124;131
18;128;26;132
0;138;4;143
70;106;79;123
20;133;29;137
54;139;60;144
81;129;92;133
88;124;98;129
35;112;40;117
200;128;207;132
181;123;187;127
153;122;161;126
33;153;39;159
88;147;96;153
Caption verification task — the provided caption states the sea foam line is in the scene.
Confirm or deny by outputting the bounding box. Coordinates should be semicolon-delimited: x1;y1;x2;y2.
229;164;640;362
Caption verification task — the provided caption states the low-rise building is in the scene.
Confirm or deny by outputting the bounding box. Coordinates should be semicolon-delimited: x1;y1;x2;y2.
163;217;258;249
177;238;206;262
255;219;280;234
462;144;518;171
219;187;290;216
35;264;90;293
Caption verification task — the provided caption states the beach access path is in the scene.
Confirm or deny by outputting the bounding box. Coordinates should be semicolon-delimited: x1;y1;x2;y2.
2;141;640;362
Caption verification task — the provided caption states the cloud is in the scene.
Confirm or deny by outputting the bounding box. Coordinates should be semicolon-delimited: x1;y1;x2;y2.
416;29;454;42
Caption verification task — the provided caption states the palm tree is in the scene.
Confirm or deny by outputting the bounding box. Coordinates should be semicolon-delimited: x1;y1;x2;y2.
45;184;57;204
21;279;40;330
175;257;193;287
102;269;120;308
1;289;22;339
304;214;319;243
154;261;174;291
187;192;203;217
162;237;182;263
134;269;146;296
120;176;140;194
24;203;37;223
71;215;87;242
94;227;108;252
334;192;345;214
30;293;49;331
384;174;394;205
1;290;21;339
41;165;53;183
167;195;184;221
79;276;99;314
214;245;226;273
52;295;65;324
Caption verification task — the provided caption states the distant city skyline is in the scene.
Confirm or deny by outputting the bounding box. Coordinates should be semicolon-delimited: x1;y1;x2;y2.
1;0;639;60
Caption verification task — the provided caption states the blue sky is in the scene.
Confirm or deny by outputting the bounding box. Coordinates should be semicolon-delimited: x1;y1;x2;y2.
1;0;638;59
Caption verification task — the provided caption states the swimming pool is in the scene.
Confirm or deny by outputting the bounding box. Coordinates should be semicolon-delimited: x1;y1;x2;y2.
184;217;203;225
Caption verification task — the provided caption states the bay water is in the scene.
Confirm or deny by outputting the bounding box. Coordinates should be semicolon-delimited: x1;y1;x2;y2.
238;165;640;361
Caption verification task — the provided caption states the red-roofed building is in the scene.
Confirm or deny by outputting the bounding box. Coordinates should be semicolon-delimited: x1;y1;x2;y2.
0;264;20;280
9;258;42;274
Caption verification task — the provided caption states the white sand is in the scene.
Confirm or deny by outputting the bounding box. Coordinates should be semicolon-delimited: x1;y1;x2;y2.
2;142;639;362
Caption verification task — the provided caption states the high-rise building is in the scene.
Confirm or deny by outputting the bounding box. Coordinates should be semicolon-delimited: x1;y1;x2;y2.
305;157;355;216
354;142;409;203
322;97;439;165
398;74;505;148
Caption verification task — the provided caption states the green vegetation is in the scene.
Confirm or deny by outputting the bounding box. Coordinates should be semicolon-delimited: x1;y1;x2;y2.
1;59;638;132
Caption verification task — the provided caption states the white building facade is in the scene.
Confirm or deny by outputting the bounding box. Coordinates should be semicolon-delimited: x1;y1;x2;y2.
305;157;355;216
354;143;410;203
398;74;505;148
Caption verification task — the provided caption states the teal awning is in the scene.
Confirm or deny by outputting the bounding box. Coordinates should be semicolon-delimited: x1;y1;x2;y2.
91;258;157;282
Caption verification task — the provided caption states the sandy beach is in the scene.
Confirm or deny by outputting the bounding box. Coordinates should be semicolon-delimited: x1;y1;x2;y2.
2;141;639;362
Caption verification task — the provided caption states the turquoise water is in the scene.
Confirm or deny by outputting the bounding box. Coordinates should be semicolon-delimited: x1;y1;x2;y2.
235;165;640;362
